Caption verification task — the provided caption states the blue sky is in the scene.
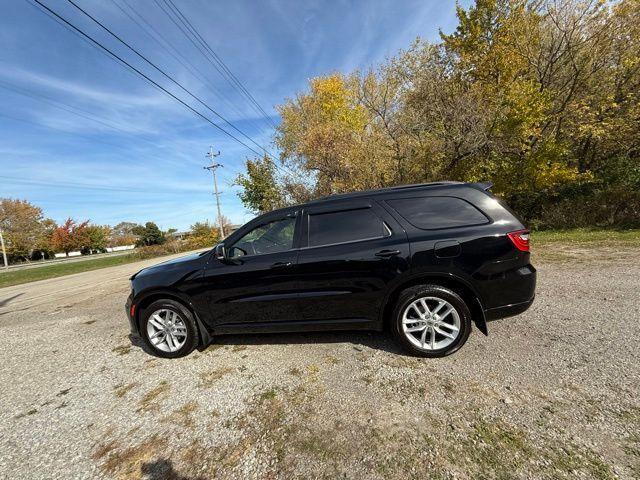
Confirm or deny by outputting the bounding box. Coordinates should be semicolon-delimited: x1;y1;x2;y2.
0;0;466;231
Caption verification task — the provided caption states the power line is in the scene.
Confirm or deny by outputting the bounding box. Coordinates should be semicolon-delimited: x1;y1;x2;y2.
155;0;276;130
111;0;258;130
164;0;278;129
25;0;297;181
64;0;273;158
0;81;133;134
29;0;268;159
0;175;213;194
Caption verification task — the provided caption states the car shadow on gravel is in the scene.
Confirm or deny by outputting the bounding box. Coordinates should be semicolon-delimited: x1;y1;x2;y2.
129;330;405;357
212;330;404;354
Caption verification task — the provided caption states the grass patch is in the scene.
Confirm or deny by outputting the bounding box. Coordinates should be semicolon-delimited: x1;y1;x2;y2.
0;254;140;288
532;228;640;246
163;401;199;429
94;435;169;478
0;248;204;288
138;381;170;412
112;345;131;356
532;229;640;263
198;367;234;387
113;382;137;398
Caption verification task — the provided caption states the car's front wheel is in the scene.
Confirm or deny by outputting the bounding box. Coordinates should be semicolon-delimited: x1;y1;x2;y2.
392;285;471;357
140;299;198;358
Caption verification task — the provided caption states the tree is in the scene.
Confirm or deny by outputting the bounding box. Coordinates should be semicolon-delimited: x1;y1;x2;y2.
0;199;52;261
110;221;140;247
34;218;57;259
86;225;111;253
133;222;166;246
186;221;220;249
50;219;90;254
242;0;640;228
234;156;286;213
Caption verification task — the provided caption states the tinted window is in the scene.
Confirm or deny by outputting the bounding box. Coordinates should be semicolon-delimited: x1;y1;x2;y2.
308;208;387;247
230;217;295;257
387;196;488;229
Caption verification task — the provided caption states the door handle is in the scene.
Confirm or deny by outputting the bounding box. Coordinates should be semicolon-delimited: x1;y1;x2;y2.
270;261;293;269
375;249;401;258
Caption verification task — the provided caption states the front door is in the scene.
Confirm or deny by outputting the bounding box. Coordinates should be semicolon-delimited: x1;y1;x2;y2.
202;213;303;329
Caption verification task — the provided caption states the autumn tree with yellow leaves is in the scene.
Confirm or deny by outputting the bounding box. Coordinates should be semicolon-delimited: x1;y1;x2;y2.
236;0;640;227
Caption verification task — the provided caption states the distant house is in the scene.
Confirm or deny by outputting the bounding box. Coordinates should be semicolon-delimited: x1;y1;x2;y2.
170;231;190;241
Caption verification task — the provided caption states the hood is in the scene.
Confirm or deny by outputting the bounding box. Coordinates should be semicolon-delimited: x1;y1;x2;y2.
131;250;210;280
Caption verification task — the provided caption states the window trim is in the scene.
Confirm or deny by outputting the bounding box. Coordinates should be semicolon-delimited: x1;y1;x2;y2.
384;195;490;231
304;207;391;249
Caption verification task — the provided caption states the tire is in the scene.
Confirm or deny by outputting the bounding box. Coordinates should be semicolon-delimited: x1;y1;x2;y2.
140;299;198;358
392;284;472;357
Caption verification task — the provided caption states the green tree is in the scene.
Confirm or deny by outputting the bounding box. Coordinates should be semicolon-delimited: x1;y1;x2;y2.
234;156;286;213
85;225;111;252
133;222;166;246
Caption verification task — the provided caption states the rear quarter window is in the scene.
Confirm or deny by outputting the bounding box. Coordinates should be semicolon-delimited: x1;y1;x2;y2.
386;196;489;230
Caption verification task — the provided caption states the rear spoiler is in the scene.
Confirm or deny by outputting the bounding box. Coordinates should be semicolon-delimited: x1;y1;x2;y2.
469;181;493;192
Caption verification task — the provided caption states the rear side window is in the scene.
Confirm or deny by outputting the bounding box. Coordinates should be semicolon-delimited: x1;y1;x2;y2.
387;196;488;230
308;208;387;247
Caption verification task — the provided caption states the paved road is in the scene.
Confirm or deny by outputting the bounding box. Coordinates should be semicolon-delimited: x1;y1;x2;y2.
0;248;638;479
0;249;133;272
0;252;191;326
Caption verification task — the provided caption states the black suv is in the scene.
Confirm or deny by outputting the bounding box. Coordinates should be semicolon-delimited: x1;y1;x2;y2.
126;182;535;358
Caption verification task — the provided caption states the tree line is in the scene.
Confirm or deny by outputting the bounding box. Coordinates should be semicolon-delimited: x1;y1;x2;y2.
0;198;227;263
236;0;640;229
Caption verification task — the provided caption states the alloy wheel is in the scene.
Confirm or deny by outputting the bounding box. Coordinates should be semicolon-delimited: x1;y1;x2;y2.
146;308;188;353
401;296;461;351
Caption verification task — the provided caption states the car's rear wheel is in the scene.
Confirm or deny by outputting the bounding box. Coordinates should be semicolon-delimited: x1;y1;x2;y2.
140;299;198;358
392;285;471;357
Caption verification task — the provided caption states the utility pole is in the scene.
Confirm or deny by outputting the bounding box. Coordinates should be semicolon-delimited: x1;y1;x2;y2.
0;228;8;269
204;146;225;238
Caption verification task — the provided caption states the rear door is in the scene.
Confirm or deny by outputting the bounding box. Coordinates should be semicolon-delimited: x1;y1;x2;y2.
295;200;410;326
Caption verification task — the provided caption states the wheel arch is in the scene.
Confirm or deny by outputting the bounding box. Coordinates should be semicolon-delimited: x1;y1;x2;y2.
381;273;488;335
134;289;212;347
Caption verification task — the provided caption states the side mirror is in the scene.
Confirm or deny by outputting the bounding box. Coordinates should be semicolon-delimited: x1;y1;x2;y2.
214;243;226;260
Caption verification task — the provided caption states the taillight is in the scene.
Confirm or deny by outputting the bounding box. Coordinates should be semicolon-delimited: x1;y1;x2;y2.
507;229;530;252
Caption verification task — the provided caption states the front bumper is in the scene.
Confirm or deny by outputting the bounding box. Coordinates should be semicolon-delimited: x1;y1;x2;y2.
125;292;140;336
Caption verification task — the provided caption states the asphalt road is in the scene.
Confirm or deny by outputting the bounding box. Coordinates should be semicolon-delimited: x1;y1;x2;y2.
0;248;638;479
0;249;134;272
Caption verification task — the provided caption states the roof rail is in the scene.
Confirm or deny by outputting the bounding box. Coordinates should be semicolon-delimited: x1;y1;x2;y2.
311;181;463;203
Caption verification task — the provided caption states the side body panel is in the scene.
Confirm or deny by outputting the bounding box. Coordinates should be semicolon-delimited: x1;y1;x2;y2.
378;185;536;314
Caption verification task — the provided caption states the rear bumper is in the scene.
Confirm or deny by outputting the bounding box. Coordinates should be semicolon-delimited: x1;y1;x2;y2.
484;296;535;321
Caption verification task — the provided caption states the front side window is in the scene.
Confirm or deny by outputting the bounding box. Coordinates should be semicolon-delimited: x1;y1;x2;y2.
229;217;295;258
308;208;388;247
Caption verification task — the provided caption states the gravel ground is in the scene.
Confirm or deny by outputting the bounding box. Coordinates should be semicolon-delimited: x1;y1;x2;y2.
0;247;638;479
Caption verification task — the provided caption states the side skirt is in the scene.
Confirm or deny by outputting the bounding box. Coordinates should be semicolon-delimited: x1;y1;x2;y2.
214;318;379;335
